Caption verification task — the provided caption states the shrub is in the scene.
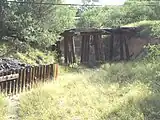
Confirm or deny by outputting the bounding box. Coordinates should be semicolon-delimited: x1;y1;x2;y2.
18;61;160;120
0;95;6;120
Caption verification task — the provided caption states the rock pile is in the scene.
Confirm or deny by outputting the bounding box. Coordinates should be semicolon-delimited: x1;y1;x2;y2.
0;58;29;73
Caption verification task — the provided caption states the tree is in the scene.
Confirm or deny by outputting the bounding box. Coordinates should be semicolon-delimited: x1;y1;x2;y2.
2;0;77;49
76;7;105;28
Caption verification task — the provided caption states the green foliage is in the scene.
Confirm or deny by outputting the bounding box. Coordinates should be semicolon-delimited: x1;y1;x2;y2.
15;48;55;65
1;0;76;49
76;7;105;28
0;95;6;120
18;61;160;120
77;0;159;28
124;20;160;38
144;44;160;62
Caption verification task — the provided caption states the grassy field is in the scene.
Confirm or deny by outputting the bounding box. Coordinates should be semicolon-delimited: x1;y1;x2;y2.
0;95;6;120
18;61;160;120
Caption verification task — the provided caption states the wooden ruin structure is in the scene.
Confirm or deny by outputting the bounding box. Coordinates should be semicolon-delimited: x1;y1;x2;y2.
60;27;140;65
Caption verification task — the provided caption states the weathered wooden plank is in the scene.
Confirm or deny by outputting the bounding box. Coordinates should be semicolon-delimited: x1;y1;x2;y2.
81;36;85;63
27;67;31;90
94;35;99;61
71;38;76;63
22;69;26;92
17;69;22;93
43;65;46;81
109;33;114;61
120;34;124;60
0;74;19;82
15;69;19;94
9;71;12;95
64;36;68;64
31;67;35;86
124;36;130;60
12;71;16;95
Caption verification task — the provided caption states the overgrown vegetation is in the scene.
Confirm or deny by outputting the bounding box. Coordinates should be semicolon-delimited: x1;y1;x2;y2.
0;95;6;120
0;0;76;63
0;0;160;119
77;0;160;28
18;60;160;120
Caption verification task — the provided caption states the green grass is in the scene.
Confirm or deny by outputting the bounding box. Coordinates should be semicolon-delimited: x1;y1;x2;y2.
18;61;160;120
0;95;7;120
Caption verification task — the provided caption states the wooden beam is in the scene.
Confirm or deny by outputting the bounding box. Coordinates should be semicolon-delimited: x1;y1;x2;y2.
0;74;19;82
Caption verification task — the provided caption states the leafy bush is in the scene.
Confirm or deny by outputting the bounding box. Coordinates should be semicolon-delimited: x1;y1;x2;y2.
144;44;160;62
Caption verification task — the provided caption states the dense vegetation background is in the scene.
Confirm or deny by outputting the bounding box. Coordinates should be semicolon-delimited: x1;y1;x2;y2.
0;0;160;64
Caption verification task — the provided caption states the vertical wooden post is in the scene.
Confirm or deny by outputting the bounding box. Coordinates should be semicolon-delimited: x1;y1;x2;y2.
71;37;76;63
32;67;35;86
109;33;114;61
42;65;45;82
30;67;33;88
48;64;51;80
54;64;59;80
12;71;16;95
9;71;12;95
50;64;54;80
64;35;69;64
20;69;24;92
81;36;85;63
25;68;29;91
94;35;99;61
5;71;9;95
124;36;130;60
120;33;124;60
15;69;19;94
22;69;26;92
85;35;90;63
39;65;43;81
68;36;72;64
45;65;48;80
1;72;4;93
98;35;104;61
28;67;31;90
18;69;22;93
83;36;87;63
